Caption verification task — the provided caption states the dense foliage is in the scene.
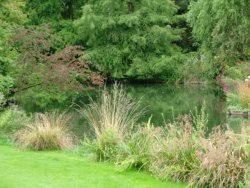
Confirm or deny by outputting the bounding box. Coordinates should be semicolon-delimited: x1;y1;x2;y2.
74;0;183;80
187;0;250;65
25;0;85;23
0;0;26;95
0;0;249;103
12;26;104;94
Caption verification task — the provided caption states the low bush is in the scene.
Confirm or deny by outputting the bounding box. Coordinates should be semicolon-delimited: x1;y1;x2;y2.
149;115;199;182
190;129;248;188
15;111;74;150
224;64;244;80
0;93;5;109
0;106;29;143
116;118;162;170
179;53;213;84
80;84;143;161
149;114;248;187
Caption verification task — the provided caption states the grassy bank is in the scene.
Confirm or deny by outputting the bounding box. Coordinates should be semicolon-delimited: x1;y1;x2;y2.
0;145;185;188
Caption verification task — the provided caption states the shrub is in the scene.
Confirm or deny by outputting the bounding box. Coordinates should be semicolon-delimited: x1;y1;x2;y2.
116;118;162;170
80;84;143;161
179;53;213;83
224;64;244;80
149;115;199;182
0;93;5;109
190;129;248;188
148;113;249;188
15;111;74;150
238;82;250;109
0;106;29;143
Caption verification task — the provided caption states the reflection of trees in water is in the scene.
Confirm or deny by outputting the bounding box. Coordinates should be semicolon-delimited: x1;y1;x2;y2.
71;85;226;137
19;84;226;136
124;85;226;129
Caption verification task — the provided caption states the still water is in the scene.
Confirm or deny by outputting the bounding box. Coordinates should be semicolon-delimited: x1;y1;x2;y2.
19;84;227;136
123;84;226;129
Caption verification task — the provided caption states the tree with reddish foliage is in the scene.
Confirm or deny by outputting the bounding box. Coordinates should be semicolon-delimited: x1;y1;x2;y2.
11;25;104;96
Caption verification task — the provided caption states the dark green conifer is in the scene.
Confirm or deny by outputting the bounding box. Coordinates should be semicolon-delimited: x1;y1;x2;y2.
75;0;183;80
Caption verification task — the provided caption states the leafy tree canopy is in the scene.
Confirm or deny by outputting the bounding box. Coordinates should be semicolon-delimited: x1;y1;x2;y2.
0;0;27;95
74;0;184;81
187;0;250;62
12;26;104;95
25;0;86;24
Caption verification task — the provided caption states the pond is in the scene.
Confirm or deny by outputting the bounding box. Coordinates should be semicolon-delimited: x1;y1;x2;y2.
18;84;228;137
124;84;226;127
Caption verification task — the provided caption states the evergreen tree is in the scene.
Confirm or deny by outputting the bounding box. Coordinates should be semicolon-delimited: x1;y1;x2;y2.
74;0;183;80
26;0;86;24
26;0;64;24
174;0;194;52
25;0;85;44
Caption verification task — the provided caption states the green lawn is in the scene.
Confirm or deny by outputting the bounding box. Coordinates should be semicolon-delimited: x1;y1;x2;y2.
0;145;185;188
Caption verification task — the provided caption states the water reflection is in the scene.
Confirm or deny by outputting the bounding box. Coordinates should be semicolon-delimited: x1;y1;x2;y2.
123;84;226;129
18;84;227;136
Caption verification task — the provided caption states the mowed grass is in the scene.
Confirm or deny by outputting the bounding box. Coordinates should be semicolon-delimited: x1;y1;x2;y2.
0;145;185;188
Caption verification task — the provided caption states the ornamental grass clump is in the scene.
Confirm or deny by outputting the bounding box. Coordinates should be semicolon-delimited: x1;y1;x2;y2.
81;84;143;161
80;91;249;187
116;118;162;171
148;111;249;187
15;111;74;151
149;115;199;182
189;128;248;188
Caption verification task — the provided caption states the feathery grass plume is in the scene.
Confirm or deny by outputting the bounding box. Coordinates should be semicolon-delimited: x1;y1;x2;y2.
238;82;250;109
80;83;144;161
15;111;74;151
189;128;248;188
149;113;249;187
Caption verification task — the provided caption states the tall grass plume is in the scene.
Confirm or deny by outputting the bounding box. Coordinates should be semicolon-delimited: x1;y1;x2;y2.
80;83;144;161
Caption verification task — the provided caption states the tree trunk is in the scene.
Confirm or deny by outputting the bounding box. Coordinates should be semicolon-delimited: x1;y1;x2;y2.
66;0;74;19
128;2;134;13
